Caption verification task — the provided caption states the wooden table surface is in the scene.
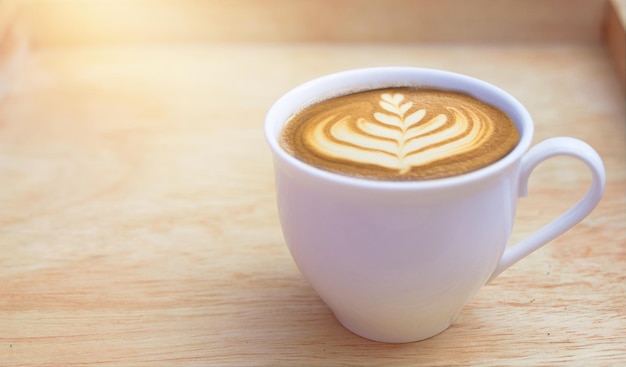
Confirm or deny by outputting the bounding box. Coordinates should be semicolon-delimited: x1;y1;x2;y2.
1;2;625;367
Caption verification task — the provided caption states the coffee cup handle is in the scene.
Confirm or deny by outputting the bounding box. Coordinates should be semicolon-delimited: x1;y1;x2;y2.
488;137;606;282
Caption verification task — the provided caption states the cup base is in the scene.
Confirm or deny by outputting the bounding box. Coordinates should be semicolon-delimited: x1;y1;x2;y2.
333;311;453;344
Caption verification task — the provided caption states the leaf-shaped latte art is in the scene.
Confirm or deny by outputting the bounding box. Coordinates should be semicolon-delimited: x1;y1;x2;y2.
282;87;519;180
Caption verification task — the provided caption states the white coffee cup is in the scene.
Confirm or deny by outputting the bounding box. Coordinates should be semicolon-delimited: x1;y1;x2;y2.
264;67;605;343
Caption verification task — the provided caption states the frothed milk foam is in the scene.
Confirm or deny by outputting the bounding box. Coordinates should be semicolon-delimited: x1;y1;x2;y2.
281;87;520;180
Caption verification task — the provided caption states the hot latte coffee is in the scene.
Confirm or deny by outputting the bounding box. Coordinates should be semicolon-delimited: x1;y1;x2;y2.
280;87;520;180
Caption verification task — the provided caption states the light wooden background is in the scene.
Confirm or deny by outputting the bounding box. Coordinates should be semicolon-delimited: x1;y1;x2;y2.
1;1;625;366
3;0;614;44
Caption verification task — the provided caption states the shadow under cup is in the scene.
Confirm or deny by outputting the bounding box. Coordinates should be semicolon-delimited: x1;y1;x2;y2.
264;67;535;343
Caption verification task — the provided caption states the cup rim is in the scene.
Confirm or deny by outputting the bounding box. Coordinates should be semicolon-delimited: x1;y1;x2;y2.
265;67;534;190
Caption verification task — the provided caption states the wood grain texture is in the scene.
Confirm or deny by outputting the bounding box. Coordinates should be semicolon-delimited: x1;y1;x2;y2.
1;0;625;365
0;42;624;366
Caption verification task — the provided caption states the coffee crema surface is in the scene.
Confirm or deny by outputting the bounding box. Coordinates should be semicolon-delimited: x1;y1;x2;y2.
280;87;520;180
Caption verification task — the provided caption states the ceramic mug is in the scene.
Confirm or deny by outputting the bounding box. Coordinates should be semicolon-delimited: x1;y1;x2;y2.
264;67;605;343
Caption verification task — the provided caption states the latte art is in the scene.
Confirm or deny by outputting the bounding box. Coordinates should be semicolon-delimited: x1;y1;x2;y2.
312;92;494;174
281;87;519;180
